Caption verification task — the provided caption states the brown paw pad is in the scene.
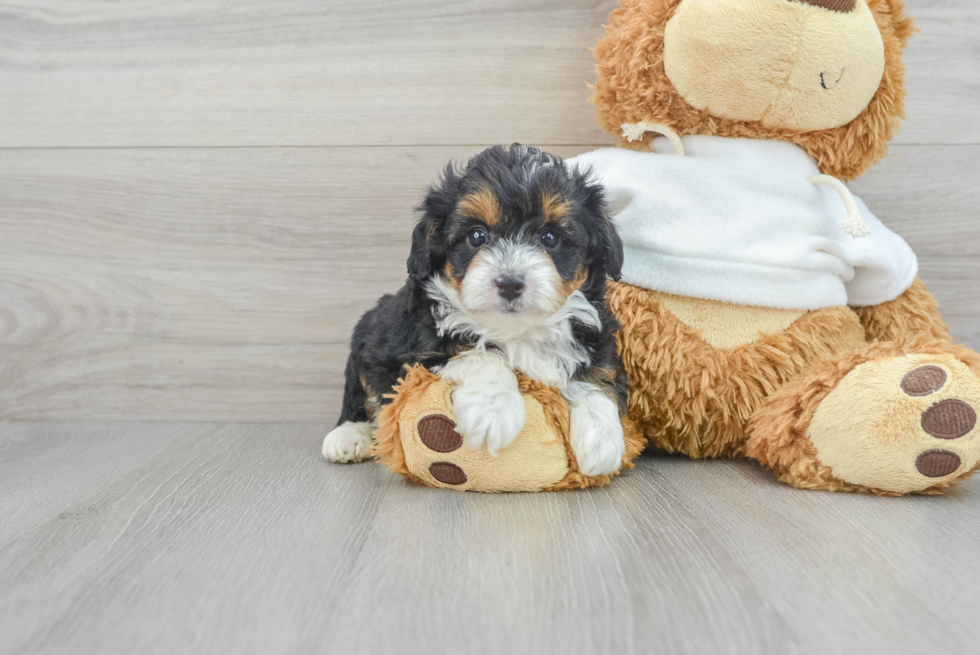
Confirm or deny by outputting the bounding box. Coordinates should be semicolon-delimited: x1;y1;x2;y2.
418;415;464;453
429;462;467;485
921;399;977;440
902;366;948;397
916;450;962;478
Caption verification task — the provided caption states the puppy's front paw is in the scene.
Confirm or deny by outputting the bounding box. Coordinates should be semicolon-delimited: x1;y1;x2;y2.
452;385;526;457
570;395;626;477
322;422;374;463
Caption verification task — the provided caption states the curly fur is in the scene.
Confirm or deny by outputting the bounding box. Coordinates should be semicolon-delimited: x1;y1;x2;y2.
608;281;867;458
853;277;952;344
589;0;916;180
745;337;980;495
612;278;980;494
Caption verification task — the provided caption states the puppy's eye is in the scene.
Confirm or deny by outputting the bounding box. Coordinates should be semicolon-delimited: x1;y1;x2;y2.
540;229;561;249
467;227;488;248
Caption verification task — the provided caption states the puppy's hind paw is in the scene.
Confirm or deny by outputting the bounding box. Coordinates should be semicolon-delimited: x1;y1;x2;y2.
452;386;526;457
322;422;374;463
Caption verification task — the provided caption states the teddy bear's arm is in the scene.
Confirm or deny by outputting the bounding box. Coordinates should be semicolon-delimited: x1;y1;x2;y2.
852;277;952;344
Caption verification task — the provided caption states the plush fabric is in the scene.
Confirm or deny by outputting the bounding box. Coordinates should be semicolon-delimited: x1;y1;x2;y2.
589;0;916;180
804;353;980;493
745;339;980;495
569;137;918;310
613;278;980;495
663;0;886;132
653;291;805;350
853;277;953;343
608;281;867;458
373;366;647;492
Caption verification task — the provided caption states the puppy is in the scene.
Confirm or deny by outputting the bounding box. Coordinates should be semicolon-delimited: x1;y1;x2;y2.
322;144;628;476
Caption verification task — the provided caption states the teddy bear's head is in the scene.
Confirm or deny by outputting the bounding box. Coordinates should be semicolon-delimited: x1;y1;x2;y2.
591;0;916;180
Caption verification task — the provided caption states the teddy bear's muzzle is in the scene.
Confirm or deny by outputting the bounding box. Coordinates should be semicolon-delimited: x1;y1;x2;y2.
663;0;884;132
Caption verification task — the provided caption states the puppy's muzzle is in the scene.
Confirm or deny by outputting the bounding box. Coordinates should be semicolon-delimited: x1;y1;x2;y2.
496;275;526;301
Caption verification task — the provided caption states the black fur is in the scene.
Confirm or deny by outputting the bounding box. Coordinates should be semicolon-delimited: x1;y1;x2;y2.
337;144;627;426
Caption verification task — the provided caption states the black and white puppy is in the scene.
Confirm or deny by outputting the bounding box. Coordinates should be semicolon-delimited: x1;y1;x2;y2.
322;144;627;476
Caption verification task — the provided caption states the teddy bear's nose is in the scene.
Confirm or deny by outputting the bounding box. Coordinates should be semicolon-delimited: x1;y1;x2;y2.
791;0;856;12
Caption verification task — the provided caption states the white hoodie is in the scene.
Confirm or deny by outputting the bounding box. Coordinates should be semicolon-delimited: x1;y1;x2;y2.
568;136;918;311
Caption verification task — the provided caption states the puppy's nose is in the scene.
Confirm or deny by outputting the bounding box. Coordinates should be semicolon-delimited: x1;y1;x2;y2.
789;0;856;12
496;275;526;301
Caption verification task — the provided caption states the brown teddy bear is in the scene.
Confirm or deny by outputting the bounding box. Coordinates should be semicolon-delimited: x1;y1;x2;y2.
567;0;980;495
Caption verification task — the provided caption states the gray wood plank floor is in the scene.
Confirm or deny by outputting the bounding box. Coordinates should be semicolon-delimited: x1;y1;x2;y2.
3;1;980;653
2;421;979;655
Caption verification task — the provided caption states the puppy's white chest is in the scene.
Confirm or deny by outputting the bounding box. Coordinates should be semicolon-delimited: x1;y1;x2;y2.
495;337;581;388
427;279;601;389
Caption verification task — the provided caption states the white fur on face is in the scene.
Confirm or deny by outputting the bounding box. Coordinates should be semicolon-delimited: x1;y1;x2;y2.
322;422;374;463
458;239;561;321
562;382;625;476
427;277;601;388
426;261;615;461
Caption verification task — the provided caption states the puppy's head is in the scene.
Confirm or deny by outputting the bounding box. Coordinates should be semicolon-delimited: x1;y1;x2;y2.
409;145;622;327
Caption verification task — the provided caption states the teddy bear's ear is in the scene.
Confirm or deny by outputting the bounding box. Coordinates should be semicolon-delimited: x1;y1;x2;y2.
408;164;459;281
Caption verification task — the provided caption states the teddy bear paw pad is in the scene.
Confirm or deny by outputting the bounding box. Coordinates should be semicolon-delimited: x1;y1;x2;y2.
901;366;948;396
916;450;962;478
807;354;980;493
428;462;468;485
919;400;977;440
397;389;572;492
417;415;464;453
900;366;978;480
414;415;469;486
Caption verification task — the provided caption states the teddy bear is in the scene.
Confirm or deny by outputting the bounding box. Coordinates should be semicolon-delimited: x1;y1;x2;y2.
564;0;980;495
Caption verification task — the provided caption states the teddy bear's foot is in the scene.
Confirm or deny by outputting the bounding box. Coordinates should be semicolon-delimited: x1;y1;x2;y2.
372;366;646;492
401;408;572;492
747;344;980;495
373;368;572;491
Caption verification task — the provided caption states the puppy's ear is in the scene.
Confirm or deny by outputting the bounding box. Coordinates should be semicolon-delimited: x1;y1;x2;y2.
578;170;624;282
407;217;437;281
408;164;460;281
599;216;624;282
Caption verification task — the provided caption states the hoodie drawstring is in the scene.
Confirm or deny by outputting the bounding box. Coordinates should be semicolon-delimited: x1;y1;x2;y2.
808;175;871;238
621;122;686;157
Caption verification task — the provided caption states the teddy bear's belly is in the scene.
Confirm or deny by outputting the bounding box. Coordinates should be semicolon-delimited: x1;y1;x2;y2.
608;281;867;458
652;291;807;349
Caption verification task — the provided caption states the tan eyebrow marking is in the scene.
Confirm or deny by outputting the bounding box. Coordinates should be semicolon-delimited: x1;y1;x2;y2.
542;191;572;224
457;188;500;226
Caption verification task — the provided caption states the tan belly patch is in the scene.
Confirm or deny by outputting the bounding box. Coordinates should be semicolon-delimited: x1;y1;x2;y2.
654;291;807;350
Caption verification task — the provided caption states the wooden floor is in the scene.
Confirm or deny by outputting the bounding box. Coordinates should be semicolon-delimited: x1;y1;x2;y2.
2;1;980;653
2;421;980;655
